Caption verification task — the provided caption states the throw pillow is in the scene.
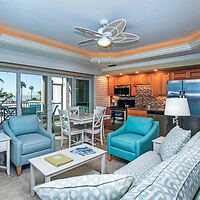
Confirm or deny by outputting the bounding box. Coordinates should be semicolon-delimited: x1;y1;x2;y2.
34;174;134;200
114;151;161;186
159;125;191;161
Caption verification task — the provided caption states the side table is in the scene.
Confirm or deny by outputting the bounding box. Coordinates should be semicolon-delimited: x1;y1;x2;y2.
152;136;165;152
0;132;11;175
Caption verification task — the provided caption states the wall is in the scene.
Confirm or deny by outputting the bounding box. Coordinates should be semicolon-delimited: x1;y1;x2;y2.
135;85;166;108
95;76;110;107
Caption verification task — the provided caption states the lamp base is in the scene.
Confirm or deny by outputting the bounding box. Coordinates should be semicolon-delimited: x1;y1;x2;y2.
173;116;179;126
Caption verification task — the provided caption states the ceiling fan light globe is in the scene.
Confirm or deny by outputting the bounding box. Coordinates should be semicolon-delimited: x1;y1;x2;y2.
98;37;111;47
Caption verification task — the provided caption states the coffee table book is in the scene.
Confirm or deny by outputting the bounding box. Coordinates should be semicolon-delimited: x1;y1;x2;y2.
45;154;73;167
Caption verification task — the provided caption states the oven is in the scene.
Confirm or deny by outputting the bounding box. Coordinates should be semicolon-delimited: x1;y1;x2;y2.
110;107;127;130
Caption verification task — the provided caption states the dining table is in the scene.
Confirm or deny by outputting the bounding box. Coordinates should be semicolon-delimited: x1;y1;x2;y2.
69;113;110;125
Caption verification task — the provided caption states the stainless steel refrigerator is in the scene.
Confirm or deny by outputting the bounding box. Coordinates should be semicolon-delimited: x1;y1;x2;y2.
167;79;200;135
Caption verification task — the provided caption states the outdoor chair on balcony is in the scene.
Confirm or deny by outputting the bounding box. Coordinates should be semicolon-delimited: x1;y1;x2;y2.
3;115;55;176
107;116;159;161
59;109;84;147
22;107;37;115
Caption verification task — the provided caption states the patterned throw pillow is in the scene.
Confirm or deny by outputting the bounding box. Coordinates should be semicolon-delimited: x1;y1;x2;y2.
159;125;191;161
34;174;134;200
114;151;161;186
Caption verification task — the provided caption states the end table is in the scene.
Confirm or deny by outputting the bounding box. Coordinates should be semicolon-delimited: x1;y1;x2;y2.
0;133;11;175
152;136;165;152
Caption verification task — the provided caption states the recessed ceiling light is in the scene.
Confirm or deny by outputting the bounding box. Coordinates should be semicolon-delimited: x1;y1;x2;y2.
154;69;158;72
135;71;139;74
119;73;123;75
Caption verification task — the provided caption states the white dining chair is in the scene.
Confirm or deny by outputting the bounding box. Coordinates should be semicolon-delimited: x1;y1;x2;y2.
68;106;79;115
96;106;107;139
58;109;84;148
84;109;104;146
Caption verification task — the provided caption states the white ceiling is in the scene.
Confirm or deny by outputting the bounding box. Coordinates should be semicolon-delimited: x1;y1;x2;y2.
0;0;199;53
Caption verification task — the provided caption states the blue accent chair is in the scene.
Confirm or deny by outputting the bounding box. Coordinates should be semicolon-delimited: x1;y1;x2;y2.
107;116;159;161
3;115;55;176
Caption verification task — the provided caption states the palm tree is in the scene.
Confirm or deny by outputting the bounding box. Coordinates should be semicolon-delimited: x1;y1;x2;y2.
20;81;26;102
29;86;34;100
38;90;41;100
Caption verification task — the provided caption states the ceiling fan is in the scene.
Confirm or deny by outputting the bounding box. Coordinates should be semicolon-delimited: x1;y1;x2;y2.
75;19;139;48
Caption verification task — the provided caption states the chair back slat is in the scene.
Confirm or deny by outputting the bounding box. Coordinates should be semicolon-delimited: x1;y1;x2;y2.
68;106;79;115
58;109;71;132
92;109;104;130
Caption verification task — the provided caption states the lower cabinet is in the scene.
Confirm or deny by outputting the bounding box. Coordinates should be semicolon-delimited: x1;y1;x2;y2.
127;109;147;117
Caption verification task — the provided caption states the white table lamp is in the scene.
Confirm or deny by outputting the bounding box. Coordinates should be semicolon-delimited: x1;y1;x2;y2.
164;97;190;126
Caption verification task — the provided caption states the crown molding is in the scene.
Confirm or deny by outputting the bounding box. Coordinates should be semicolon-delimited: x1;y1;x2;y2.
102;53;200;75
0;30;200;66
0;34;91;62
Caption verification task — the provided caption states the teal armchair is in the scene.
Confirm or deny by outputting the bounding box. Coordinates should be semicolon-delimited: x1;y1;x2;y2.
3;115;55;176
107;116;159;161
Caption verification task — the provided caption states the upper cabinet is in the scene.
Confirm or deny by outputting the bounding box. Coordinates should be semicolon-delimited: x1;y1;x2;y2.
108;77;115;96
171;68;200;80
115;75;130;85
151;72;169;97
131;74;150;85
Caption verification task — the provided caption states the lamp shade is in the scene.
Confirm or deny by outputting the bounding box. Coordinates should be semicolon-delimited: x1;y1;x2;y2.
164;98;190;116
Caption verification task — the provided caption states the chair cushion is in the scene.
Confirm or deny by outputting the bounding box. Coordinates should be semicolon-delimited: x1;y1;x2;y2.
34;174;134;200
9;115;39;136
159;125;191;161
17;133;51;155
111;133;143;153
126;116;153;136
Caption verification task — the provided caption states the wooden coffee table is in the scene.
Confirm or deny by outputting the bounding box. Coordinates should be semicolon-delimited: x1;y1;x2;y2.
29;144;106;196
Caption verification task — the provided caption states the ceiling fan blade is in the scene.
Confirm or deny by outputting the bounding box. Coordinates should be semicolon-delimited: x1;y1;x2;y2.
102;19;126;38
76;38;98;45
112;32;139;43
75;27;101;37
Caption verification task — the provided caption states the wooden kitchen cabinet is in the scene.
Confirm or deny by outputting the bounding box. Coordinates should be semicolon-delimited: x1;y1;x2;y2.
131;85;136;96
108;77;115;96
131;74;150;85
127;109;147;117
170;70;190;80
115;75;130;85
152;72;169;97
170;67;200;80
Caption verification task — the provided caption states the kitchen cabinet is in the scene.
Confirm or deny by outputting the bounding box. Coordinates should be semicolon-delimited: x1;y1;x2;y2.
131;74;150;85
170;67;200;80
131;85;136;96
127;109;147;117
115;75;130;85
171;70;190;80
151;72;169;97
108;77;115;96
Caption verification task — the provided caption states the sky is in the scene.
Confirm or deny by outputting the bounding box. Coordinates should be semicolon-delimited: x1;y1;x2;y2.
0;72;41;99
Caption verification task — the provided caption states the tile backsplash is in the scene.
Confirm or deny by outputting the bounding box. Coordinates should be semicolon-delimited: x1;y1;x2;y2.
135;85;166;108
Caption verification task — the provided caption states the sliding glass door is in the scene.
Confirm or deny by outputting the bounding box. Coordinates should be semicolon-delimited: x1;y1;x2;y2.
52;77;72;134
75;79;90;114
0;71;17;127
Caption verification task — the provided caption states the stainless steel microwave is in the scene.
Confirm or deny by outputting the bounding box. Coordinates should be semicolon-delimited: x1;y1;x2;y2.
114;85;130;96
